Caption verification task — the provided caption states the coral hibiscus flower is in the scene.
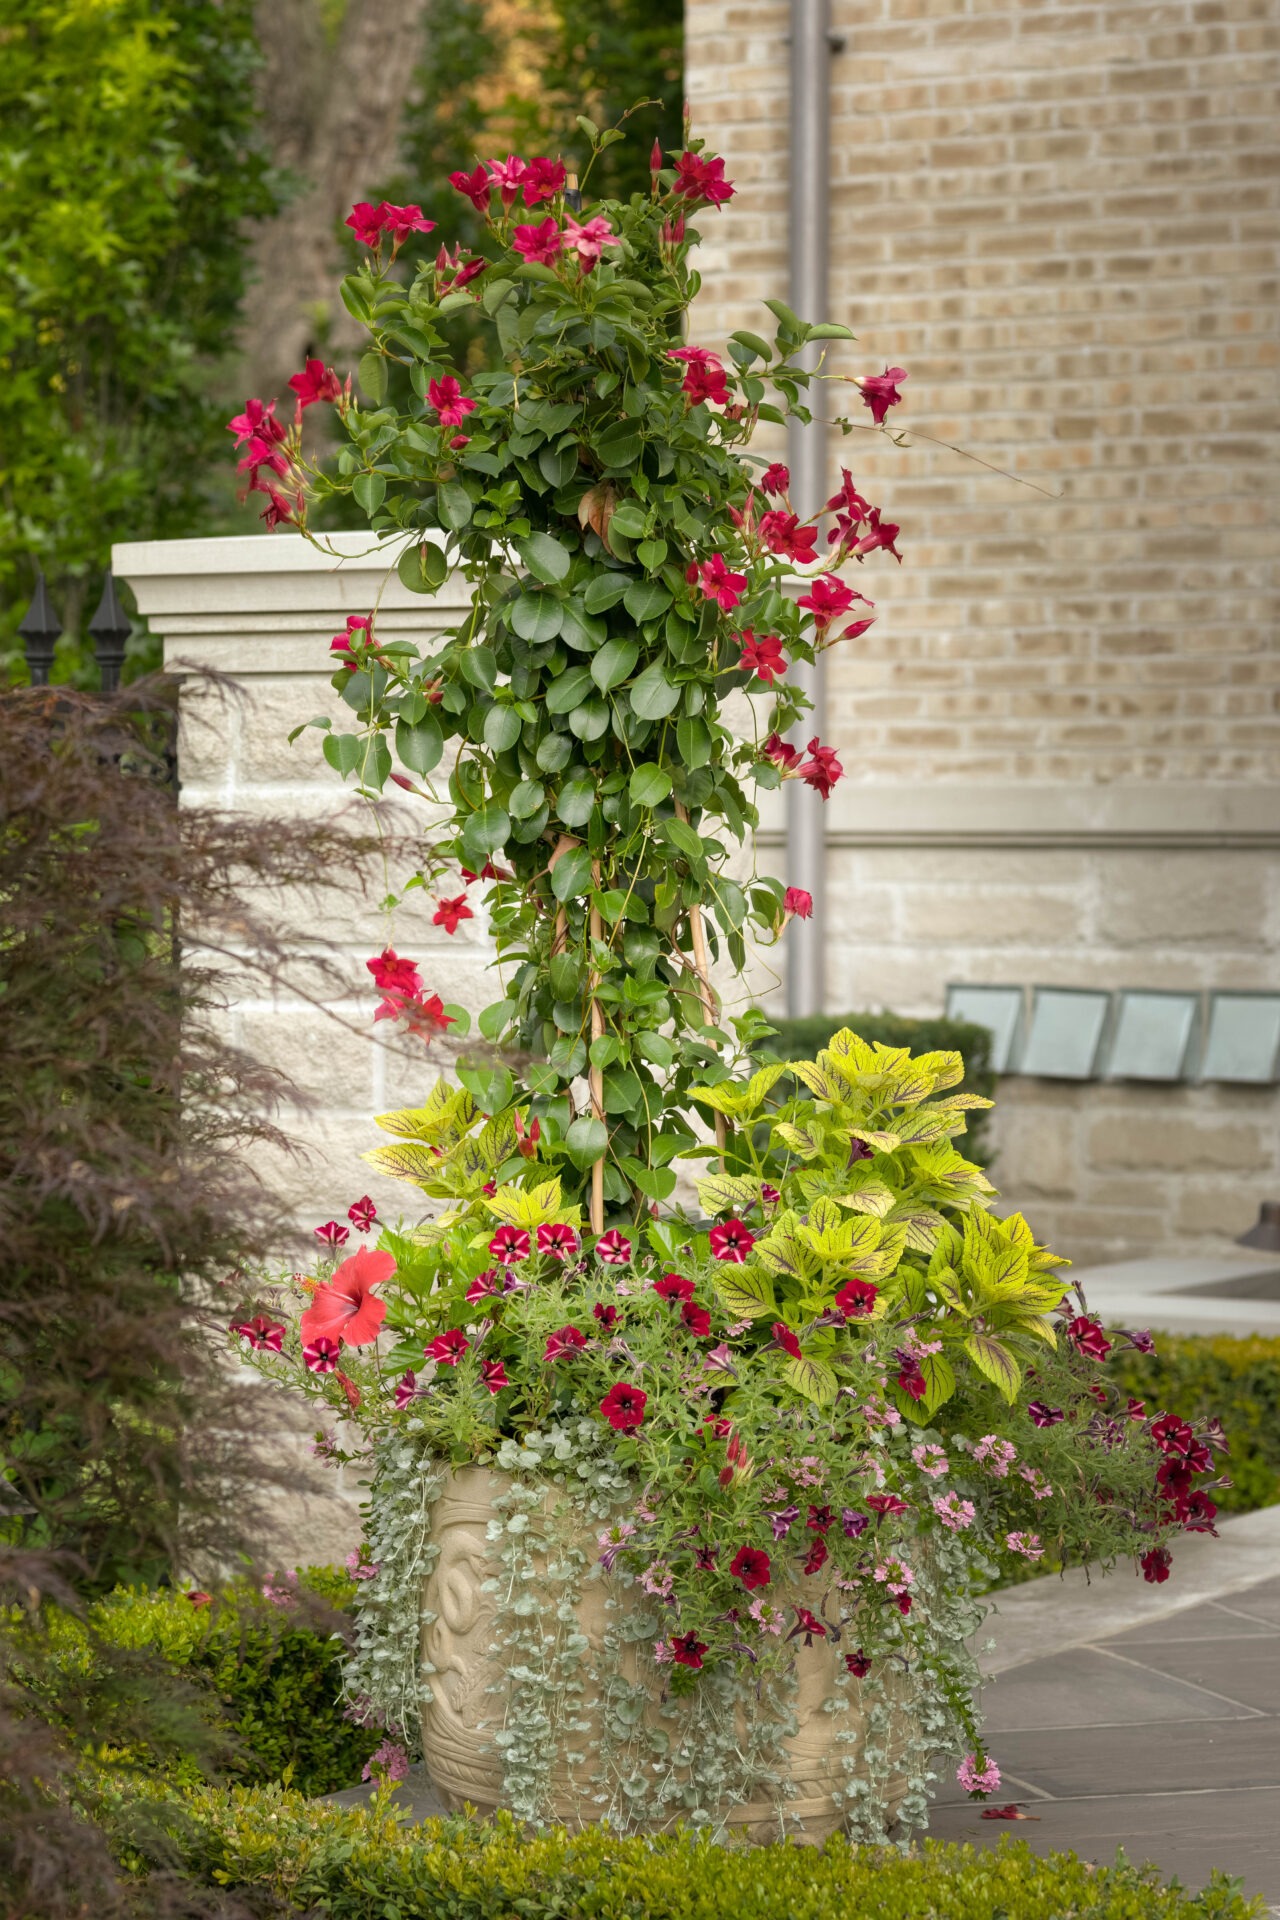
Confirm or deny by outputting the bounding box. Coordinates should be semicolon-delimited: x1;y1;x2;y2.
299;1247;394;1348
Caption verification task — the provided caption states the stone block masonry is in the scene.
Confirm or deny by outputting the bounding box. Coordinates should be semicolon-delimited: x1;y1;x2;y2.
689;0;1280;1262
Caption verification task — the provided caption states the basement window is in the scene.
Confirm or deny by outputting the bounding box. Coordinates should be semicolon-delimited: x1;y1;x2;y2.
1020;987;1112;1080
1199;993;1280;1084
1105;990;1199;1082
944;984;1025;1073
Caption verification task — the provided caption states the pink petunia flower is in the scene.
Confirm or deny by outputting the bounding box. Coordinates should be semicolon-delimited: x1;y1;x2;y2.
595;1230;632;1265
300;1248;393;1349
709;1220;755;1263
536;1222;579;1261
489;1226;531;1265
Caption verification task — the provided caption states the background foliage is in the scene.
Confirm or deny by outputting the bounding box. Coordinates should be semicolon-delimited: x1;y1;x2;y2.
1109;1333;1280;1515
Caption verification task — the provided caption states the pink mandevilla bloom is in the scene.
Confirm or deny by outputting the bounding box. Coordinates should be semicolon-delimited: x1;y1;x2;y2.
378;202;434;244
673;151;735;207
797;574;858;631
783;887;813;920
512;217;562;265
521;156;567;205
427;376;477;428
486;154;529;206
449;164;491;212
562;215;620;268
800;739;843;800
695;553;748;612
760;463;790;495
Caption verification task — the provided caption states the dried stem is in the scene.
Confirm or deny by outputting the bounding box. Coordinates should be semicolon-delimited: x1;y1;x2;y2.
674;802;727;1165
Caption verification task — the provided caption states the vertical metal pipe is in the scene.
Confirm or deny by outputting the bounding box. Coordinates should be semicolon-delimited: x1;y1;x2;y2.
786;0;830;1019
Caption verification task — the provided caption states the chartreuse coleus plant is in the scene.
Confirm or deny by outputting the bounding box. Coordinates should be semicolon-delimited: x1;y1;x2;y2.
230;126;898;1231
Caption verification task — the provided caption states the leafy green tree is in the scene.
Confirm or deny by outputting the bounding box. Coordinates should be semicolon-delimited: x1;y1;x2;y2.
0;0;281;684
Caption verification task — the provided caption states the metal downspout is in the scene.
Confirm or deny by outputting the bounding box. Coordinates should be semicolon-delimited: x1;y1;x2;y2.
786;0;831;1019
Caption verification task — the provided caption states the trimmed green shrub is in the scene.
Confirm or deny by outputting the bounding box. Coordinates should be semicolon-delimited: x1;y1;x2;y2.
757;1011;998;1161
46;1568;379;1796
104;1784;1262;1920
1109;1333;1280;1515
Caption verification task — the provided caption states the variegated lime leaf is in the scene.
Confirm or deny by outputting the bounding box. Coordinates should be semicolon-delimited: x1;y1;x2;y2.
361;1142;445;1189
833;1180;896;1218
742;1061;789;1110
782;1354;838;1408
787;1059;848;1103
964;1333;1022;1402
994;1311;1058;1348
485;1176;567;1227
926;1264;966;1312
917;1351;956;1417
752;1213;811;1283
690;1083;748;1116
771;1120;824;1158
713;1267;776;1320
885;1203;949;1255
849;1127;900;1152
696;1171;762;1216
893;1112;959;1147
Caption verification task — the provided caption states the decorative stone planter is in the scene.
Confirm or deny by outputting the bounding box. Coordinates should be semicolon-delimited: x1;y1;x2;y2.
420;1464;914;1838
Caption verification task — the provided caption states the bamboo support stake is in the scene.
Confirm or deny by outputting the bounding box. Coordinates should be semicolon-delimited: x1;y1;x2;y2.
588;862;606;1234
674;802;727;1163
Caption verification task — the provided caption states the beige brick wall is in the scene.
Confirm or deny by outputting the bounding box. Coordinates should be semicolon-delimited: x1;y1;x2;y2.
689;0;1280;1263
686;0;1280;783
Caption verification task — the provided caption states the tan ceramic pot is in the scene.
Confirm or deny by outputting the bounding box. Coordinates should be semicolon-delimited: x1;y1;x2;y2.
420;1464;913;1838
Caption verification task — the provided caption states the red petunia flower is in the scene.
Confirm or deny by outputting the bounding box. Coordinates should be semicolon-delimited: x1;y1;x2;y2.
1151;1414;1194;1455
1066;1315;1112;1361
231;1315;285;1352
759;510;818;564
347;1195;378;1235
835;1279;878;1319
799;739;843;801
303;1336;340;1373
738;630;787;684
760;463;790;496
797;574;858;632
288;358;342;408
673;151;735;207
465;1270;498;1304
894;1593;912;1616
425;1329;469;1367
186;1591;213;1608
791;1606;827;1643
427;376;477;428
868;1493;909;1518
802;1537;828;1575
1141;1546;1172;1584
536;1222;579;1261
729;1545;772;1590
512;216;562;265
600;1382;647;1431
896;1356;927;1401
654;1272;695;1304
593;1302;619;1331
681;1302;712;1337
761;1184;781;1205
771;1321;802;1360
783;886;813;920
432;893;474;934
300;1247;394;1348
1027;1401;1065;1427
807;1504;833;1533
709;1220;755;1263
449;164;491;212
595;1230;632;1265
481;1358;509;1395
489;1226;531;1265
670;1630;708;1669
858;366;907;426
544;1325;588;1362
394;1369;423;1408
845;1648;872;1678
694;553;748;612
314;1220;350;1249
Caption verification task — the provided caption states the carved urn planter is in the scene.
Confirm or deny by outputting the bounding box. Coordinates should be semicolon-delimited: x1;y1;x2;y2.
419;1464;915;1839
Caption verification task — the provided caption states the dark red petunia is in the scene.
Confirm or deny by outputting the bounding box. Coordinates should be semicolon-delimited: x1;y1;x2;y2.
681;1302;712;1337
481;1358;509;1396
654;1272;695;1303
593;1302;619;1331
807;1504;833;1534
670;1630;708;1669
536;1222;579;1260
1141;1547;1172;1584
867;1493;908;1518
771;1322;802;1360
802;1537;828;1576
600;1382;647;1431
1027;1401;1065;1428
790;1606;827;1644
845;1648;872;1678
1065;1314;1112;1361
425;1329;469;1367
314;1220;350;1249
232;1315;284;1352
729;1546;772;1590
835;1279;878;1319
709;1218;756;1263
489;1226;530;1265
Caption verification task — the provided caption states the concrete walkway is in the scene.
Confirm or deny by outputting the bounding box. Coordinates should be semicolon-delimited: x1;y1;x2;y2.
929;1503;1280;1909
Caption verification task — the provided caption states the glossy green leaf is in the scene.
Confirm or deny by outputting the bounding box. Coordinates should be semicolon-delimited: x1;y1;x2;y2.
352;471;386;515
564;1116;608;1169
397;540;447;594
629;763;672;807
483;704;523;753
629;661;680;720
583;572;631;614
545;665;595;713
551;844;594;901
623;578;671;622
511;593;564;642
394;714;443;775
591;639;638;692
557;777;596;828
518;531;572;584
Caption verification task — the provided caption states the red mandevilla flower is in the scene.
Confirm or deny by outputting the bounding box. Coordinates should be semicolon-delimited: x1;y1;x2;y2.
344;201;386;247
858;366;908;426
490;1226;530;1265
562;216;619;269
760;463;790;495
544;1326;588;1362
486;154;528;207
536;1223;579;1261
654;1273;695;1303
512;216;562;265
673;150;735;207
449;164;491;212
668;347;731;407
427;376;477;428
759;510;818;564
783;887;813;920
738;631;787;684
834;1279;878;1318
288;358;342;408
432;894;473;935
600;1382;647;1431
367;948;422;998
799;739;844;800
796;574;858;632
300;1248;394;1349
521;156;567;205
425;1329;469;1367
763;731;802;771
595;1230;632;1265
729;1546;772;1590
694;553;748;612
709;1220;755;1263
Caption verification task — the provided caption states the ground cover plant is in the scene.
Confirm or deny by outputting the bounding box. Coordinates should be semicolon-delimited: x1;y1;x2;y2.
224;126;1228;1837
105;1787;1263;1920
